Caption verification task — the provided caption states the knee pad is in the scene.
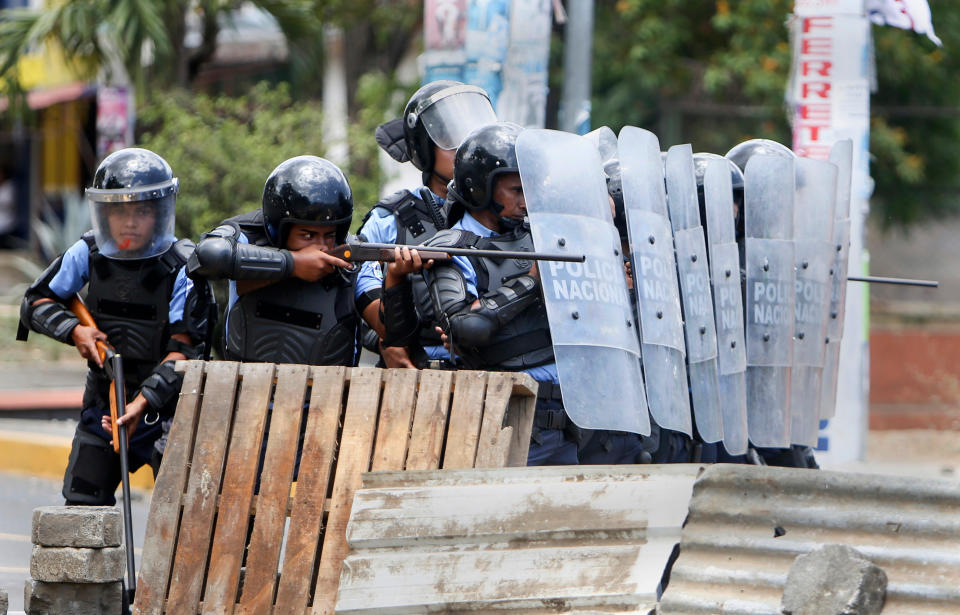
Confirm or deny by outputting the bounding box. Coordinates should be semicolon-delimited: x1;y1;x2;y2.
62;428;120;506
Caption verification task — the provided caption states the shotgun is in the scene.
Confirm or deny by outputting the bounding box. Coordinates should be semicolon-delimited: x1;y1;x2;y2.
329;241;586;263
68;296;137;610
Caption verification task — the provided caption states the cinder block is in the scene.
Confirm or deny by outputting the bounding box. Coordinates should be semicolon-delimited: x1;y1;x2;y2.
32;506;121;548
782;544;887;615
30;545;125;583
24;580;122;615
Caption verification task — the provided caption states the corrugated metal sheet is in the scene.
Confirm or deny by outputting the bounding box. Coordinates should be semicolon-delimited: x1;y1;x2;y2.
336;465;705;614
658;465;960;615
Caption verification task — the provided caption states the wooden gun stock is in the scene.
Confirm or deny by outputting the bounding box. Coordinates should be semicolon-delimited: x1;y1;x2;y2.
68;297;121;454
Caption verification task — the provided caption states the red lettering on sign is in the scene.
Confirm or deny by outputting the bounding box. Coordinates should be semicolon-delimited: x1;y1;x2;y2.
801;82;831;99
802;16;832;33
799;103;831;121
799;124;828;140
802;60;832;77
801;38;832;55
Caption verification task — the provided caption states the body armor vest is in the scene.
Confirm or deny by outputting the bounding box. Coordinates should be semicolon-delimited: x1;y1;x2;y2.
462;229;554;370
366;188;448;246
84;233;187;365
223;212;359;366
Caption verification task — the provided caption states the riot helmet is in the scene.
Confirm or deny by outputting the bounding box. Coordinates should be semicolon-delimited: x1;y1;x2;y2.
446;122;523;219
693;152;744;191
724;140;794;242
86;148;178;260
604;161;628;242
724;138;795;172
261;156;353;248
403;81;497;185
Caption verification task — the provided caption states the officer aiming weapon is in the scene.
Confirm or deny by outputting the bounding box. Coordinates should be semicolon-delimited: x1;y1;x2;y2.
329;241;586;264
68;296;138;611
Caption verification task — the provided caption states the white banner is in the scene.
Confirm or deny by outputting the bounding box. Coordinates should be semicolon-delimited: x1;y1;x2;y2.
787;9;873;465
867;0;942;46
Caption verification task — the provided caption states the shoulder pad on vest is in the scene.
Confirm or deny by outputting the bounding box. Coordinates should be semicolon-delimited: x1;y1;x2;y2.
423;228;476;249
169;238;196;266
81;231;97;249
225;210;270;245
374;189;417;213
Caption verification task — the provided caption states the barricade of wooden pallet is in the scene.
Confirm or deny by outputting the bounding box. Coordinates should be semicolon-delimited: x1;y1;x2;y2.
132;360;538;615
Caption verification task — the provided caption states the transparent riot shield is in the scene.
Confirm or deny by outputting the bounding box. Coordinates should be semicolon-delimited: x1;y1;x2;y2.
517;128;650;435
744;154;796;448
584;126;618;165
790;157;838;446
703;159;748;455
820;140;853;420
664;145;723;444
617;126;692;437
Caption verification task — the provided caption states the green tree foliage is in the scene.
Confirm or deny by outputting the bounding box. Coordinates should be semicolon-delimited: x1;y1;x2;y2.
138;78;394;242
591;0;959;225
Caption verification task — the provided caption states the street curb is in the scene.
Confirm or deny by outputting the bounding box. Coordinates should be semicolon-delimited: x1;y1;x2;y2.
0;429;155;490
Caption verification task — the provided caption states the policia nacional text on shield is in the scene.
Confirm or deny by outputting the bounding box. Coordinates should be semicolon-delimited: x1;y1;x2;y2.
518;128;651;436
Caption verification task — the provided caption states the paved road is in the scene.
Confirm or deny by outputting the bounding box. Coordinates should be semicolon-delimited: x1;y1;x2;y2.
0;472;150;613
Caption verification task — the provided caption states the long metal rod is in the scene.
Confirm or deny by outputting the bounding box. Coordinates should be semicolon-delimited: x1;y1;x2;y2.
848;275;938;288
112;354;137;611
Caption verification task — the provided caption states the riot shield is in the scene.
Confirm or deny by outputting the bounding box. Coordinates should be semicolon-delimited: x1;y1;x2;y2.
664;145;723;445
790;157;838;446
617;126;692;437
584;126;618;166
703;159;748;455
820;140;853;420
744;154;796;448
517;128;651;435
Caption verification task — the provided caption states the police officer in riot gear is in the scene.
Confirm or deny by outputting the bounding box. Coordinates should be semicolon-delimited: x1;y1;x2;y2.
571;165;659;465
18;147;214;505
189;155;371;367
360;81;497;367
390;122;578;465
724;140;819;469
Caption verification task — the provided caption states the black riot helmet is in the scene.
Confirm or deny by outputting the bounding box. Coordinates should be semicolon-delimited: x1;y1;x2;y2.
402;81;497;186
86;147;178;259
446;122;523;219
261;156;353;248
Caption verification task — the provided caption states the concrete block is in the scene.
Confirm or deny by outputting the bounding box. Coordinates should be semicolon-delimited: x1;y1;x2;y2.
30;545;125;583
32;506;121;548
24;580;122;615
781;544;887;615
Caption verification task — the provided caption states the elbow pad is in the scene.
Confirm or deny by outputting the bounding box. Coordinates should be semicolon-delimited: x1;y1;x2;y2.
138;360;183;416
447;275;540;347
478;275;540;327
381;280;419;348
22;299;79;344
188;224;293;280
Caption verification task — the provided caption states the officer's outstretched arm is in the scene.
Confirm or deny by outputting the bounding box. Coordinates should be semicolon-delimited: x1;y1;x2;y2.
429;263;540;347
188;223;293;281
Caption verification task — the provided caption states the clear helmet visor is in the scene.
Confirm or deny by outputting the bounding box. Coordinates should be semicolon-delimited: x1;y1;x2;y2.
418;89;498;151
88;193;176;259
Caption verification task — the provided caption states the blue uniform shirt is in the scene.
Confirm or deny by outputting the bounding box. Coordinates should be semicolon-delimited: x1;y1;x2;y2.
358;187;450;361
446;212;558;383
355;186;442;296
49;238;192;324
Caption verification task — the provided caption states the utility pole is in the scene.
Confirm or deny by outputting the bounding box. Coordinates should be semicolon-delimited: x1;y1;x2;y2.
559;0;593;134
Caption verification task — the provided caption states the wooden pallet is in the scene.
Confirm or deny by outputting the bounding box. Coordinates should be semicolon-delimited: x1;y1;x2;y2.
132;361;538;615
